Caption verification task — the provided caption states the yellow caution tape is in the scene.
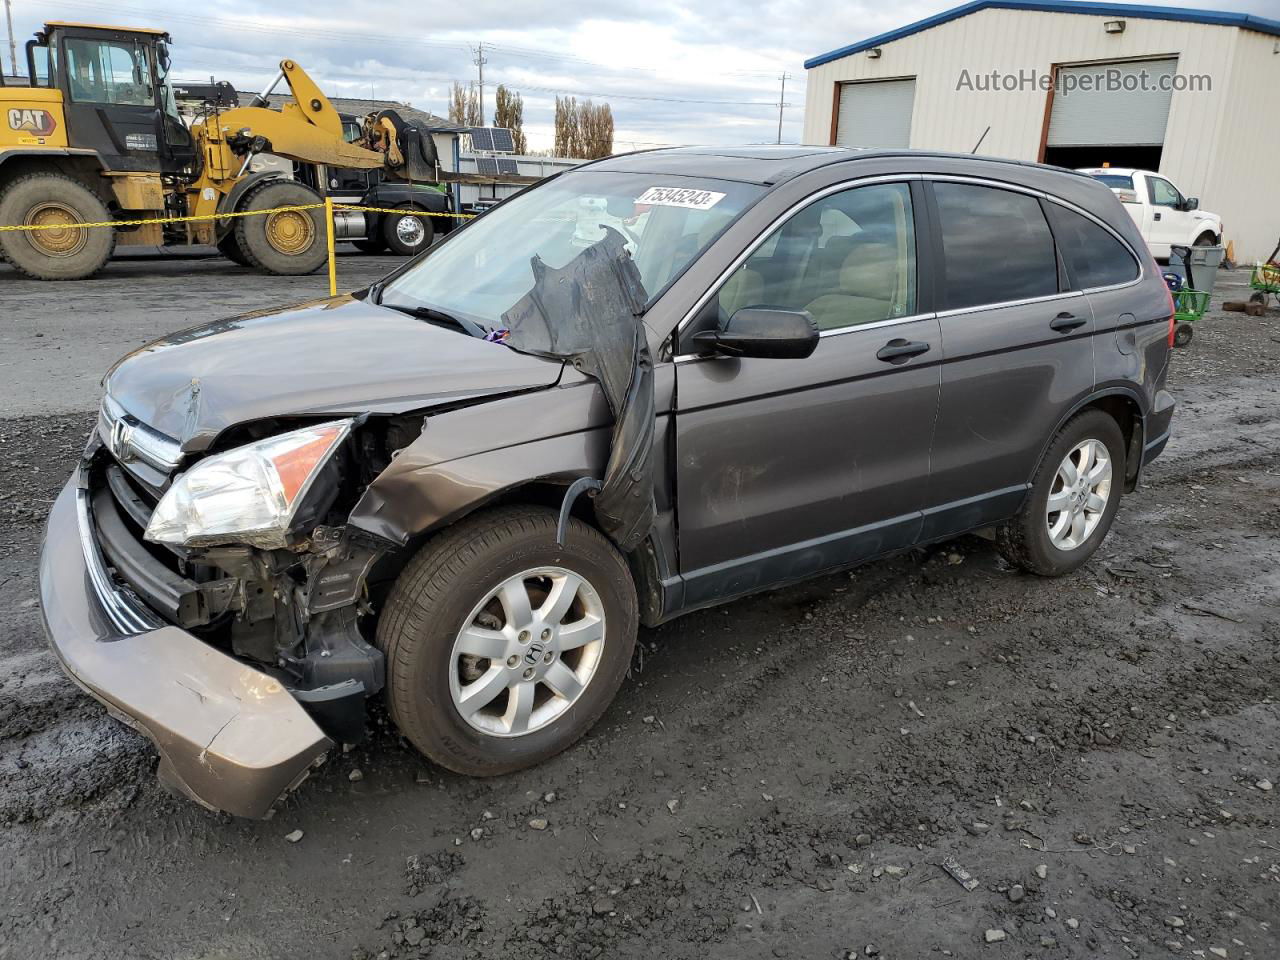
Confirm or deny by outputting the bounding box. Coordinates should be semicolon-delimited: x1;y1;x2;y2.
0;202;475;233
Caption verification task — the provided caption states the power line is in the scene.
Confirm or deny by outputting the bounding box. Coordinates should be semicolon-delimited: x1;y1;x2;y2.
46;0;799;100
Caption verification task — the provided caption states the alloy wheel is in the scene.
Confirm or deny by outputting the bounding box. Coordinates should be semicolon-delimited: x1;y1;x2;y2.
1046;438;1112;551
449;567;606;737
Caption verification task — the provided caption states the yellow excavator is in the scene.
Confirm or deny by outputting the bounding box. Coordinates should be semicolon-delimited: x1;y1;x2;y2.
0;20;440;279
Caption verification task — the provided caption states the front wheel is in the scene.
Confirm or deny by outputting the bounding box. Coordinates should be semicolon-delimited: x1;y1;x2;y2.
996;410;1125;576
233;179;327;275
377;505;637;776
381;206;434;256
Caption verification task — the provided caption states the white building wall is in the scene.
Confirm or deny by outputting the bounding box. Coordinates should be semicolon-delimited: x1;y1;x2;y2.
802;8;1277;259
1207;29;1280;262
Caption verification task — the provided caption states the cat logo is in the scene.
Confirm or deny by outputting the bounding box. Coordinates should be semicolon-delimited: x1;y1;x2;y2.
7;108;58;137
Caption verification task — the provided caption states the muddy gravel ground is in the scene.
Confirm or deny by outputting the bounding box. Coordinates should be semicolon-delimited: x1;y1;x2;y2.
1;259;1277;960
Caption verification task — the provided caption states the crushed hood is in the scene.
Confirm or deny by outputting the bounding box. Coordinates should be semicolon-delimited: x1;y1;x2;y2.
103;295;563;451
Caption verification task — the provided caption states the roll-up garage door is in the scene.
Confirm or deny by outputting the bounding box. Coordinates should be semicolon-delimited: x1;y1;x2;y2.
835;79;916;149
1046;58;1177;147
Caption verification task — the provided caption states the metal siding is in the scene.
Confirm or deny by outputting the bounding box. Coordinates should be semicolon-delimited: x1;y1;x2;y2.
802;8;1276;258
835;79;917;147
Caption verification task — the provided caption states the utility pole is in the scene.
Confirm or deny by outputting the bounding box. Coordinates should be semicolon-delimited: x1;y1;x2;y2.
472;42;488;123
5;0;17;79
776;72;790;144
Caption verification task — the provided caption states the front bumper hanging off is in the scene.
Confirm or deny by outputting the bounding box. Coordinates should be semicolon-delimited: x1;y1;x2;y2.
39;477;331;818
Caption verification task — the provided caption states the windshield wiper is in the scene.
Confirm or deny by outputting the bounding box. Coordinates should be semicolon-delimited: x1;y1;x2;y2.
378;301;486;338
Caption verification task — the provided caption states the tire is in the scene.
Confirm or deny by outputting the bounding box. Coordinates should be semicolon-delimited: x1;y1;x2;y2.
995;409;1126;577
1193;232;1217;247
381;206;434;256
216;232;250;266
352;236;387;254
377;505;637;776
233;179;327;275
1173;322;1194;348
0;173;115;280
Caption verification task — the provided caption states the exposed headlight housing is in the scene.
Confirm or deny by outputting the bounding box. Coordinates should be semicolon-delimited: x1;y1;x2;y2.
145;420;353;549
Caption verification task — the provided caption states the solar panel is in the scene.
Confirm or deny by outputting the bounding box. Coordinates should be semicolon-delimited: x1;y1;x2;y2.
475;157;499;176
497;158;520;176
489;128;515;153
469;127;515;153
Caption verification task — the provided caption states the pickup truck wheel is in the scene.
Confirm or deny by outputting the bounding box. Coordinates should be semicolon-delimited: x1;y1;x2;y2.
996;410;1125;576
1193;232;1217;246
233;179;327;275
377;505;637;776
381;206;433;256
0;173;115;280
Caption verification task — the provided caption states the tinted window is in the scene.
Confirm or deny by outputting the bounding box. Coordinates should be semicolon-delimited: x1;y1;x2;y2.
717;182;917;331
1046;203;1139;289
933;183;1059;311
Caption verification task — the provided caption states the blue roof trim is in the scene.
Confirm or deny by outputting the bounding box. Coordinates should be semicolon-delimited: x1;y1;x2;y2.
804;0;1280;69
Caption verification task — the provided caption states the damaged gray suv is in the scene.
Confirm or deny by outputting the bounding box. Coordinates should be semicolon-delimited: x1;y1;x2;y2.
41;147;1176;817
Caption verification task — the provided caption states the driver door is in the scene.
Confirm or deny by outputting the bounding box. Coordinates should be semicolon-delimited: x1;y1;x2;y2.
59;31;165;173
1145;175;1190;259
673;180;942;607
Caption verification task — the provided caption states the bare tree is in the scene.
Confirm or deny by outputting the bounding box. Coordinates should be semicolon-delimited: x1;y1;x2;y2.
449;81;483;127
493;85;527;155
554;96;613;159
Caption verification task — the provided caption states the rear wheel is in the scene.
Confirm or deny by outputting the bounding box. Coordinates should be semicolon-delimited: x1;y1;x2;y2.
381;206;434;256
233;179;327;275
0;173;116;280
996;410;1125;576
377;505;637;776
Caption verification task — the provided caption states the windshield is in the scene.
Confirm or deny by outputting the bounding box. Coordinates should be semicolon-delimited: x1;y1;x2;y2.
380;171;762;330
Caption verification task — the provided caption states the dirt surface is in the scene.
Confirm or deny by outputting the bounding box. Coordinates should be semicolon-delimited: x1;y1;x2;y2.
1;263;1277;960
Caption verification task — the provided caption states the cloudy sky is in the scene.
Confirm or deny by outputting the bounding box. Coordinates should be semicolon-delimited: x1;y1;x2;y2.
7;0;1273;152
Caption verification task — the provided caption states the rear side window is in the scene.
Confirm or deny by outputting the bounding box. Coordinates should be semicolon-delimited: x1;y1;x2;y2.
1046;203;1139;289
933;183;1059;311
1090;174;1135;190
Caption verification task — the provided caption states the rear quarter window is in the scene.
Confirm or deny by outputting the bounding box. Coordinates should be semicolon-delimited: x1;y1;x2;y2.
1045;203;1139;290
933;182;1059;311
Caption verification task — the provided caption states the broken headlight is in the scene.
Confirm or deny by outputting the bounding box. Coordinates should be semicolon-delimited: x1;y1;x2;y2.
145;420;352;549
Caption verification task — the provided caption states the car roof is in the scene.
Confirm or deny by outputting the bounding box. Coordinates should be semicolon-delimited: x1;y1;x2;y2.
583;145;1097;187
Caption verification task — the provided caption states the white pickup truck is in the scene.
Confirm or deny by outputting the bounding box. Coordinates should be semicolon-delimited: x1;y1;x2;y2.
1079;168;1222;261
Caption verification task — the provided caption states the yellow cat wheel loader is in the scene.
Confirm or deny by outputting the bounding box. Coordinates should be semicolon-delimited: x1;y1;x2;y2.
0;21;440;280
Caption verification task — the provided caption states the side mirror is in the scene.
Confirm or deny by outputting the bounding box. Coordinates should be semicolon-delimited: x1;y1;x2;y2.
692;307;819;359
1183;197;1199;211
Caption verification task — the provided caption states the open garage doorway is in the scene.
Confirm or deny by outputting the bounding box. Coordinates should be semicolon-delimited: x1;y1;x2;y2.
1040;58;1176;171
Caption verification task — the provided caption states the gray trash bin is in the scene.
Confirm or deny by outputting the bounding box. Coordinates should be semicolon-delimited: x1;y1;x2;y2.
1167;245;1224;294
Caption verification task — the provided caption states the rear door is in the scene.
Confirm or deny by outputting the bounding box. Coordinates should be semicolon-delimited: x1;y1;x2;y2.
923;178;1095;540
673;179;941;607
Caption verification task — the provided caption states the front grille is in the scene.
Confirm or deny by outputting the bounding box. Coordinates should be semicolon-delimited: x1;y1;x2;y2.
86;458;219;629
98;395;183;478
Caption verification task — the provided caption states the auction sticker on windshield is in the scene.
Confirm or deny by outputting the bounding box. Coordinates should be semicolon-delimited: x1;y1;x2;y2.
635;186;726;210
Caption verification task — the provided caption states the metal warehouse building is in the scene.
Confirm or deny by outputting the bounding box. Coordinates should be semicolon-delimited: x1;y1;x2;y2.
802;0;1280;260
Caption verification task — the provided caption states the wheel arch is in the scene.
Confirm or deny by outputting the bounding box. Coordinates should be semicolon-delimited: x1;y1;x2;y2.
0;150;111;202
1033;388;1147;493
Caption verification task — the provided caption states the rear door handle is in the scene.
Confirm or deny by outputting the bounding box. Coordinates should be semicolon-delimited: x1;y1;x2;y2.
876;339;931;363
1050;312;1088;332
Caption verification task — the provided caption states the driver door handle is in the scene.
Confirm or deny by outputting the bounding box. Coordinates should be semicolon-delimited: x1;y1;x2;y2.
1050;312;1088;332
876;339;931;363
